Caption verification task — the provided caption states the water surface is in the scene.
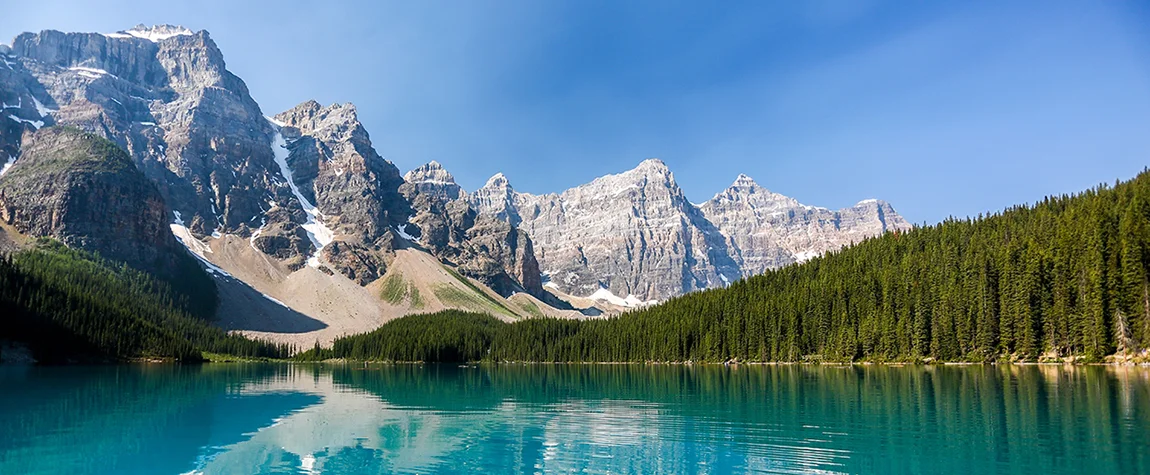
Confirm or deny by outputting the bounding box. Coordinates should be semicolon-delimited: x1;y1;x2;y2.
0;364;1147;474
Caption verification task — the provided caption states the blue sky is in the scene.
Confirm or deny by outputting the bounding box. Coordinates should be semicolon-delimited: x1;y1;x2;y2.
3;1;1149;224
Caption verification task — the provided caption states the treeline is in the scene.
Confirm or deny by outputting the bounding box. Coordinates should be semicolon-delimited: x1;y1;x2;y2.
0;240;293;363
307;169;1150;363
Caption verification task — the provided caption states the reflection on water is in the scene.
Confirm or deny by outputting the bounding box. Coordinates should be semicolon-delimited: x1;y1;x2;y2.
0;364;1147;474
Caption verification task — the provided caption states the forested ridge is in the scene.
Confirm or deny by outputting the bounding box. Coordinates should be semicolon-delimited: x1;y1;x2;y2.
305;169;1150;363
0;240;293;363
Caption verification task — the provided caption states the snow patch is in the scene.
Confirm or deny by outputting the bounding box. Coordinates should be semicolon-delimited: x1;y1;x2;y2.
31;96;55;117
793;250;820;263
138;121;156;126
68;66;109;79
269;120;334;267
170;211;232;278
7;115;43;129
410;179;454;186
1;154;15;176
394;223;419;242
586;287;658;308
2;97;19;109
261;293;291;309
111;25;194;42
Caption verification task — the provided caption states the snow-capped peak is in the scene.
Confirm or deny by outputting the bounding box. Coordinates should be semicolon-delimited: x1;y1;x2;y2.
105;24;194;42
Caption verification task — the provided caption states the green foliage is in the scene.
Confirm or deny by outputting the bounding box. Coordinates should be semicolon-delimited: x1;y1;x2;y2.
296;310;501;362
380;274;408;304
442;266;518;317
0;242;292;363
323;170;1150;363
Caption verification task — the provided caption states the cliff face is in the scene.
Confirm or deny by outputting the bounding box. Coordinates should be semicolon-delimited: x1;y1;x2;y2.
472;159;740;302
401;162;543;297
470;162;912;303
699;175;912;275
7;26;297;240
0;127;194;280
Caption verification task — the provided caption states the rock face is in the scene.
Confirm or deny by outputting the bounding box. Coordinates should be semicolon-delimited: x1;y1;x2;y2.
401;162;543;297
0;127;195;280
268;100;411;281
472;159;741;302
0;25;313;260
699;175;912;275
471;161;912;302
273;100;409;245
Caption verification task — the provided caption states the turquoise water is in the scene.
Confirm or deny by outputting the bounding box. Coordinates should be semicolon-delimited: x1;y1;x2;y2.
0;364;1147;474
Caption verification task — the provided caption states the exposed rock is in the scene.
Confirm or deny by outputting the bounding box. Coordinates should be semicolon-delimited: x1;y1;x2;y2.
473;159;740;302
2;25;309;256
699;174;912;274
321;241;390;285
404;160;463;201
0;127;203;281
472;161;911;302
273;100;410;248
401;162;543;297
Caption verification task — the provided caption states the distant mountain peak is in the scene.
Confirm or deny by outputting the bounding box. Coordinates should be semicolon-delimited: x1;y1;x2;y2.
636;158;668;172
731;173;758;189
105;24;195;42
405;161;457;185
485;172;510;188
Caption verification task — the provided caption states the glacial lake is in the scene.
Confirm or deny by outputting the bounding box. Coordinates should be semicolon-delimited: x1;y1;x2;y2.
0;364;1147;474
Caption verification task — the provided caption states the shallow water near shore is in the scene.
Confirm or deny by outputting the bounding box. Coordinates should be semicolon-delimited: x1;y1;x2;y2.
0;364;1146;474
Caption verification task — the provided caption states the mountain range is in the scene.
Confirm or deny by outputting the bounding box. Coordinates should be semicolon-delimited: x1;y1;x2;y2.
0;25;910;345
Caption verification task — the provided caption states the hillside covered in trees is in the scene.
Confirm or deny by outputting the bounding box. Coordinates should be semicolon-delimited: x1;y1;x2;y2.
0;240;292;363
305;169;1150;364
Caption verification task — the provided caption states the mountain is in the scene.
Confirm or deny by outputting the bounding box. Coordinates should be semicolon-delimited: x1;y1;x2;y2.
699;174;911;275
0;24;909;349
314;169;1150;364
469;159;909;302
401;161;544;298
470;159;740;303
0;127;210;289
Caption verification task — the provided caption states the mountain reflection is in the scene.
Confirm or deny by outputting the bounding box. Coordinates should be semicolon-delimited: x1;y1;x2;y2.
1;365;1147;474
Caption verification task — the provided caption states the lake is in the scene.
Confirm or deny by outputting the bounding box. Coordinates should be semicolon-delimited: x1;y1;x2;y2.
0;364;1146;474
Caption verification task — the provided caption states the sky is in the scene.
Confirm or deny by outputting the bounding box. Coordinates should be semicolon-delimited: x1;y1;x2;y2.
3;0;1150;225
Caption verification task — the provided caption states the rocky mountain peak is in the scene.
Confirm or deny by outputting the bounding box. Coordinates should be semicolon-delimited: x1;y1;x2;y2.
485;172;510;189
633;158;670;175
274;101;361;138
405;161;458;186
731;173;758;189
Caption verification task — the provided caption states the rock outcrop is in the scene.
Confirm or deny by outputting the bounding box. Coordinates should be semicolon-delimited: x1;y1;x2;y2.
0;127;200;281
472;159;741;302
699;174;912;275
401;162;543;297
471;161;912;302
1;25;314;261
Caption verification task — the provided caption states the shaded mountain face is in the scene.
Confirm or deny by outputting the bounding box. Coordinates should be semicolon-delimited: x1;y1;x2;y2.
400;161;543;298
471;161;911;302
0;127;202;282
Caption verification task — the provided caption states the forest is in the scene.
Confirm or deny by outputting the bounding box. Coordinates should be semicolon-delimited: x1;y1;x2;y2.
303;169;1150;363
0;239;293;363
